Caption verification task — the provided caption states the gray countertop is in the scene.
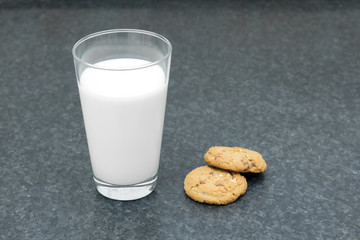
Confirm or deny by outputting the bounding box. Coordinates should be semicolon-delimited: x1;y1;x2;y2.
1;0;359;239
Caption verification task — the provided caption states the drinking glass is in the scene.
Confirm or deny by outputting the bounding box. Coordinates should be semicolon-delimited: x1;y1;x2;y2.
72;29;172;200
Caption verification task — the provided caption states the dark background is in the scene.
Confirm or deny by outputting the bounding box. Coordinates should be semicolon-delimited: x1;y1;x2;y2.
0;0;359;239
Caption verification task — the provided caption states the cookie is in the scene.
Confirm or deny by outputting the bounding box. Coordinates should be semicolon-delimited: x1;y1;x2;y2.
204;146;267;173
184;165;247;205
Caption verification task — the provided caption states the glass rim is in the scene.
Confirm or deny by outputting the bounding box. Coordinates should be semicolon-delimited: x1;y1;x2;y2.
72;29;173;71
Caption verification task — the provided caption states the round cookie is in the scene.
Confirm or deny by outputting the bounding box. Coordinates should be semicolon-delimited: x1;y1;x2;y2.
184;165;247;205
204;146;267;173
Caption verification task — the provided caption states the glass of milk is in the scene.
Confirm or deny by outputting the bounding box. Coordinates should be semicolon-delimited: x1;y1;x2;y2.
72;29;172;200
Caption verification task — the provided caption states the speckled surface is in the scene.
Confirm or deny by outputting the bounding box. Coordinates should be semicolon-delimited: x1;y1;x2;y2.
0;0;359;239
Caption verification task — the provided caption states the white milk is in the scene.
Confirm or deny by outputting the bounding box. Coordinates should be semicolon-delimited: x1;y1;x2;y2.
78;58;168;185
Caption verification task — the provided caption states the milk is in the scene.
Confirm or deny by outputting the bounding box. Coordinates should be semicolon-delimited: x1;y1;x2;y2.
78;58;168;185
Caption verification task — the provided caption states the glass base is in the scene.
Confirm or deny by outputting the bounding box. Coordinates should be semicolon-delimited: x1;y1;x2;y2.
93;174;157;201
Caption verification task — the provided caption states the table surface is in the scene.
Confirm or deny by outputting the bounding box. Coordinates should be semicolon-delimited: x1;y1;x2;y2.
1;0;359;239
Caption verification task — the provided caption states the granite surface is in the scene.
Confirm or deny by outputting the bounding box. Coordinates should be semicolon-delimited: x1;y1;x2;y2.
0;0;359;239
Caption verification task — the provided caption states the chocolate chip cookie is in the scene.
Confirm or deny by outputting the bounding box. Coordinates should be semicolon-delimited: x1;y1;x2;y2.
184;165;247;205
204;146;267;173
